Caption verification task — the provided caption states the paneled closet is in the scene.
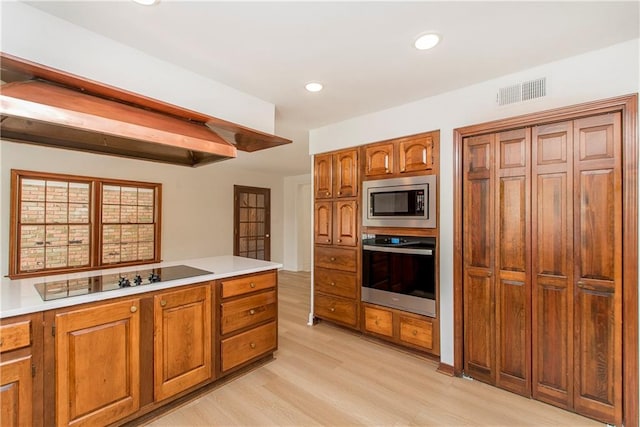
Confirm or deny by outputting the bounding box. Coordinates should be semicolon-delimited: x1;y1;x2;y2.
456;95;637;426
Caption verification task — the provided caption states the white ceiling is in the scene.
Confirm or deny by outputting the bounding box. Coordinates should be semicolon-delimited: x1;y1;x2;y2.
23;1;640;175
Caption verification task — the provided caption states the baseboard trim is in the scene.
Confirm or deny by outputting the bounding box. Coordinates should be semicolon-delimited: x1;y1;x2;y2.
436;362;455;377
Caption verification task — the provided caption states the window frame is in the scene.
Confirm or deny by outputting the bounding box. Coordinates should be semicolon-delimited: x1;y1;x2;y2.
9;169;162;278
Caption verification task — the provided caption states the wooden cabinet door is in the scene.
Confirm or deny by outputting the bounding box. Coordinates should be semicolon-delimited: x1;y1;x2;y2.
399;134;434;173
334;149;358;197
494;129;531;397
55;298;140;427
314;153;333;199
572;113;622;425
333;200;358;247
314;201;333;245
462;133;495;385
364;142;394;177
0;355;32;427
532;121;574;409
154;284;212;402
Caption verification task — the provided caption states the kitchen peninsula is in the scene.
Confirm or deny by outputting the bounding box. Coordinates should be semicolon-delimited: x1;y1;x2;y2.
0;255;281;426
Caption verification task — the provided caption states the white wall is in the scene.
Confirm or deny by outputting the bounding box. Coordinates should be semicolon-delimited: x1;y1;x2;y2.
283;174;312;271
309;39;640;367
0;141;285;275
0;2;275;134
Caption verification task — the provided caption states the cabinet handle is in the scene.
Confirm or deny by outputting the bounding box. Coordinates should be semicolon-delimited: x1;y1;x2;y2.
338;191;342;195
374;319;379;326
326;239;331;243
249;309;256;315
384;154;389;170
330;257;336;261
250;282;256;288
330;282;336;286
160;300;167;307
250;342;256;349
130;306;138;313
337;239;342;243
412;329;418;336
326;191;330;196
422;148;427;164
0;338;4;347
329;307;335;312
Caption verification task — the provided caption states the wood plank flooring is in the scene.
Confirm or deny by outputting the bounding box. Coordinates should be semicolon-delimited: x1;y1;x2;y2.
145;271;600;426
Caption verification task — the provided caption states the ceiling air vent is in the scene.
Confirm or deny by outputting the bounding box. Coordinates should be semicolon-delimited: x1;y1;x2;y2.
497;77;546;106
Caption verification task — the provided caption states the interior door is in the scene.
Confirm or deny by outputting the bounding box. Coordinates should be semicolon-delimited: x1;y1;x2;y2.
234;186;271;261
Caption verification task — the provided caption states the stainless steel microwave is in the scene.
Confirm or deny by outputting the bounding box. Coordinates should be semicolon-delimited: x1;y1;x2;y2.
362;175;436;228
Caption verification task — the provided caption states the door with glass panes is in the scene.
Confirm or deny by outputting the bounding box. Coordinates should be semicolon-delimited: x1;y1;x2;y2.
233;186;270;260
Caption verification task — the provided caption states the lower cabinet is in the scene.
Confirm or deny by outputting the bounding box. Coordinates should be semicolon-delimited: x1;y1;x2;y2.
54;298;141;427
362;303;439;356
153;284;212;401
0;313;42;427
314;247;360;329
219;271;278;374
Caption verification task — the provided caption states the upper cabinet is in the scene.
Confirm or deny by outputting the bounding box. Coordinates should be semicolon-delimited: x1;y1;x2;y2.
314;149;359;199
363;131;439;179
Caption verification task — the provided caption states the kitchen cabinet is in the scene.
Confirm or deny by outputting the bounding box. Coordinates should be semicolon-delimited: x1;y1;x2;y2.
0;313;43;427
314;149;358;199
153;284;212;402
461;112;623;425
314;246;359;328
54;298;140;427
314;200;358;247
218;271;277;374
363;131;439;178
362;303;439;355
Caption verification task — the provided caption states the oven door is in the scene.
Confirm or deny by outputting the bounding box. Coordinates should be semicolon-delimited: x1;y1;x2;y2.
361;245;436;317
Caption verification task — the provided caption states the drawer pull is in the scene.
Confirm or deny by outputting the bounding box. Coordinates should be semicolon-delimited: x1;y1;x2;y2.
0;338;3;347
329;307;335;312
130;306;138;313
326;239;331;243
330;257;336;261
249;309;256;315
374;319;379;326
330;282;336;286
250;282;256;288
338;191;342;195
412;329;418;336
326;192;330;196
337;239;342;243
160;300;167;307
250;342;256;349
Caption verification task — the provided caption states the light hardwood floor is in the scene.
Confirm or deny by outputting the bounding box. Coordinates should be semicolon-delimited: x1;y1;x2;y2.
145;271;600;426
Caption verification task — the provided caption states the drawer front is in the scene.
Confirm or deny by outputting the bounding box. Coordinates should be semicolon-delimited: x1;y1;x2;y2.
399;316;433;350
221;291;277;335
314;293;357;327
364;306;393;337
314;268;357;299
221;271;276;299
221;321;277;372
314;247;357;272
0;320;31;353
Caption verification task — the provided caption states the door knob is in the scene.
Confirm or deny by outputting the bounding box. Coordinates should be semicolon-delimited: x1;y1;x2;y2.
265;234;270;238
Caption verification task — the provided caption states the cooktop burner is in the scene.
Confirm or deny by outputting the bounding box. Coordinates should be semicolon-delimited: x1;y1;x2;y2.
34;265;212;301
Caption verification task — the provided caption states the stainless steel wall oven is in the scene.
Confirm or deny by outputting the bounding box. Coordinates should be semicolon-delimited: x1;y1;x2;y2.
362;235;436;317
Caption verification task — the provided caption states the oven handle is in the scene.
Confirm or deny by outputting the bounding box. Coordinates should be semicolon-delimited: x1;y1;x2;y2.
363;245;433;256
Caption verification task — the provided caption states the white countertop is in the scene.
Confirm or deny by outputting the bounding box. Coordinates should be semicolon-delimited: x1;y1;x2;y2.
0;256;282;319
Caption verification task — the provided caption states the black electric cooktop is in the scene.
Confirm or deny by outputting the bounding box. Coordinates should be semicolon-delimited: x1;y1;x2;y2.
34;265;213;301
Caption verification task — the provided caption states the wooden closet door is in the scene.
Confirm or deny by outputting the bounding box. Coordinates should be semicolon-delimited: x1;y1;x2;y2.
532;121;574;409
572;113;622;425
494;129;531;396
462;133;495;385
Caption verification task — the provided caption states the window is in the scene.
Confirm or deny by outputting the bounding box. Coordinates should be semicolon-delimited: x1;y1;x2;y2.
10;170;161;278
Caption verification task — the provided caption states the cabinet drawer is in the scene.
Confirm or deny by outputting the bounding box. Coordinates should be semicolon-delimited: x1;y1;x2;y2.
364;306;393;337
221;271;276;299
314;247;357;272
314;268;357;299
221;321;277;372
221;291;277;335
399;316;433;350
0;320;31;353
314;293;357;327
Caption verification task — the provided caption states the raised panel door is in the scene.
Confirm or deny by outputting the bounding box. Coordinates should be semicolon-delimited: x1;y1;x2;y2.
364;142;394;177
495;129;530;396
333;200;357;247
399;134;434;173
0;356;32;427
334;150;358;197
572;113;622;425
532;120;574;410
154;284;212;402
314;153;333;199
55;298;140;427
314;201;333;245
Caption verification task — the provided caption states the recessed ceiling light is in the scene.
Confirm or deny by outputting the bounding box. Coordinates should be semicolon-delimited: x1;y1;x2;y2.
414;33;440;50
133;0;159;5
305;82;323;93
